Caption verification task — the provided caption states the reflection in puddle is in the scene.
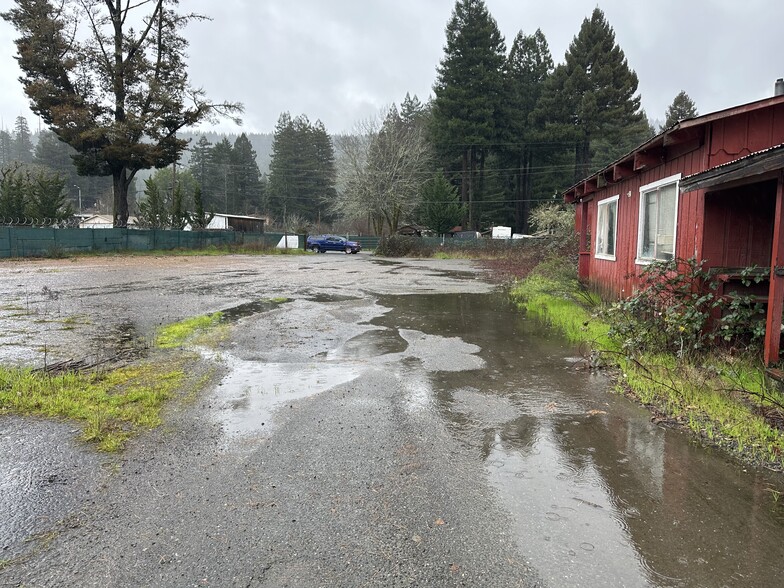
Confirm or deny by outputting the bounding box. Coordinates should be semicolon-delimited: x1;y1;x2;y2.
219;299;289;322
489;430;655;587
211;357;364;438
400;371;435;414
327;329;408;360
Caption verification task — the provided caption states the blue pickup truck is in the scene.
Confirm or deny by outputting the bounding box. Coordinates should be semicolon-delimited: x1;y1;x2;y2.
306;234;362;254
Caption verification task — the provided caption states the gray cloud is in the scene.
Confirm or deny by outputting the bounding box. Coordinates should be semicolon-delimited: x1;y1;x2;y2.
1;0;783;134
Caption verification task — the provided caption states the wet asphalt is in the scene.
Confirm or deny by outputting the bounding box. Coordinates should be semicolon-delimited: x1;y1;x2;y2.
0;254;540;587
5;253;783;587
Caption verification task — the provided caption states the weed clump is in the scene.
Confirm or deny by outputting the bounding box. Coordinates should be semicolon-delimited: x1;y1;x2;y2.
600;258;767;360
156;312;223;348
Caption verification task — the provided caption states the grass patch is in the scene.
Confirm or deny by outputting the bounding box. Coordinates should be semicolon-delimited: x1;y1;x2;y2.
0;310;229;451
156;312;223;349
510;259;784;470
509;258;613;349
0;357;188;451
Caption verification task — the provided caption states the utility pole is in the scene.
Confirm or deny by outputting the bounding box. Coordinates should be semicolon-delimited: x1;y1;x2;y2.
283;201;288;249
172;159;177;200
224;166;228;213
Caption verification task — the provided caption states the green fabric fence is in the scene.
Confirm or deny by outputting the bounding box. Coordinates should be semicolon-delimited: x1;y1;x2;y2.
0;227;303;258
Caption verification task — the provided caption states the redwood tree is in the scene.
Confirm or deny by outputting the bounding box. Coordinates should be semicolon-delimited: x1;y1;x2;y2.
431;0;506;229
3;0;242;227
533;8;645;182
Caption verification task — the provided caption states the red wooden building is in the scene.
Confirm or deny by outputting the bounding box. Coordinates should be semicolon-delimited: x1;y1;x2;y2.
564;91;784;364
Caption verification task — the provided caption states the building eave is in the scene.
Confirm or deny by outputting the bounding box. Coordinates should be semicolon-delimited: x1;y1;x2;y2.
563;94;784;202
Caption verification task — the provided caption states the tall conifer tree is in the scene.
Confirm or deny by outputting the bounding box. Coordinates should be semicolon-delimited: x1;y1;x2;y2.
312;120;337;223
209;138;235;213
533;8;645;182
663;91;698;128
431;0;506;229
0;130;12;167
12;116;34;164
189;135;213;198
502;29;554;232
231;133;264;214
268;113;336;225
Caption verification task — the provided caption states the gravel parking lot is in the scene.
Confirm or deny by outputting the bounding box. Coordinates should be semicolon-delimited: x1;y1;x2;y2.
0;254;542;587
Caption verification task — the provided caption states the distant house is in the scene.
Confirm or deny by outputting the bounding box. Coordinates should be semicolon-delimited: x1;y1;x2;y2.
396;224;425;237
79;215;137;229
564;87;784;364
186;213;266;233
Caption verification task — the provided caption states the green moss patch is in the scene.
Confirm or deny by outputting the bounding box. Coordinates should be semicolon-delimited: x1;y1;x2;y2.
156;312;223;349
0;358;189;451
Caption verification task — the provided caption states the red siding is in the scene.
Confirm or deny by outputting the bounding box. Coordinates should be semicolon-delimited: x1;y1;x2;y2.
702;183;776;267
586;148;706;297
709;106;784;167
581;102;784;298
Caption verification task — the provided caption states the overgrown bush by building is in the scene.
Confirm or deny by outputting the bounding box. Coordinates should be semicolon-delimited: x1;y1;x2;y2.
601;258;767;360
375;235;437;257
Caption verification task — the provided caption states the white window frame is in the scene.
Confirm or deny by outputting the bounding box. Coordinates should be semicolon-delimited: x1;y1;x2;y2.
595;195;619;261
636;173;681;265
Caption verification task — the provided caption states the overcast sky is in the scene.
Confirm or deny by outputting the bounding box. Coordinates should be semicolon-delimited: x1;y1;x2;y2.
1;0;783;135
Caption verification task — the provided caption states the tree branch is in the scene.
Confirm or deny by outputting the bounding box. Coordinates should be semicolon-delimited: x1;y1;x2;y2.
81;0;112;71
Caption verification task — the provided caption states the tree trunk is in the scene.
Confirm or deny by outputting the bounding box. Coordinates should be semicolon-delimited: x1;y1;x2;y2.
477;148;486;231
461;150;469;229
112;168;130;227
574;139;591;183
468;146;477;230
514;152;524;233
372;214;384;237
521;149;532;234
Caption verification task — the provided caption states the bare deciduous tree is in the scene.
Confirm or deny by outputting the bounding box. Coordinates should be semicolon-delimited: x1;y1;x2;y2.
334;105;431;236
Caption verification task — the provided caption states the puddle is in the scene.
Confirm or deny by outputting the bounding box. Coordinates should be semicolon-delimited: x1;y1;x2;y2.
372;292;784;588
327;328;408;360
369;259;403;266
210;356;365;439
219;299;289;322
0;417;105;557
305;293;362;303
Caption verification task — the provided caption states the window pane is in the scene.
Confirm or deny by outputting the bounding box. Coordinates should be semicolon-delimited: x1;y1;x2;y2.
656;185;676;260
607;200;617;256
596;204;607;254
596;199;617;257
642;191;657;258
